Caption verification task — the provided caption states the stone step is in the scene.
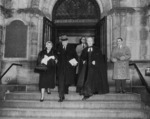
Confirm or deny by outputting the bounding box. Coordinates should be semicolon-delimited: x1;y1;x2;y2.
0;108;148;119
0;84;132;92
4;92;141;101
1;86;149;119
0;100;144;109
0;116;147;119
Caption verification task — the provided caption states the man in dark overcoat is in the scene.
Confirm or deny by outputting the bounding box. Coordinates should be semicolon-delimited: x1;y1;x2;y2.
56;35;77;102
77;37;109;100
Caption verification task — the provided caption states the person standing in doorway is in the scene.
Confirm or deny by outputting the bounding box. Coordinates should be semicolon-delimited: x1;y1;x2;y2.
56;35;78;102
78;37;109;100
76;37;87;58
76;37;87;93
111;37;131;93
37;41;56;102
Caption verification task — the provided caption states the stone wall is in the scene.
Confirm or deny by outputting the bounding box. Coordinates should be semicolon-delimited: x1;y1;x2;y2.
107;0;150;60
107;0;150;86
0;0;149;86
0;0;43;84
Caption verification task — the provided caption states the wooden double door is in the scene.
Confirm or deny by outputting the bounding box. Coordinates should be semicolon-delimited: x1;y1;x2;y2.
43;17;107;68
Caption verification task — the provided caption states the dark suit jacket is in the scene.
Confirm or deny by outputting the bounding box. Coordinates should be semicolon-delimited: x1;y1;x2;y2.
56;43;77;85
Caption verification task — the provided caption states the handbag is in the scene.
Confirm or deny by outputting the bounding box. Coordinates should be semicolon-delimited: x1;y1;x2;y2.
35;64;47;71
145;67;150;76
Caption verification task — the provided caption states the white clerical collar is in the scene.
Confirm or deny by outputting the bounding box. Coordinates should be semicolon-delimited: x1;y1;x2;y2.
88;47;93;52
82;44;86;48
63;45;67;49
118;45;122;48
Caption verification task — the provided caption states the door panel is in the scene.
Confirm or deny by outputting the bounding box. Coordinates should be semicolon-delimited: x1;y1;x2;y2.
43;17;107;60
100;17;107;57
42;17;53;49
96;17;107;61
96;17;107;55
95;17;107;78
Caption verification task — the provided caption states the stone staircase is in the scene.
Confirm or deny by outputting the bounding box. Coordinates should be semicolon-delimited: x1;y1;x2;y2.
0;85;150;119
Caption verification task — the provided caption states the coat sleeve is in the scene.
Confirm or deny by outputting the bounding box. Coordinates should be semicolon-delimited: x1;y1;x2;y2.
124;46;131;60
37;51;43;65
80;48;88;62
95;49;104;68
55;44;62;61
76;45;80;57
110;48;117;62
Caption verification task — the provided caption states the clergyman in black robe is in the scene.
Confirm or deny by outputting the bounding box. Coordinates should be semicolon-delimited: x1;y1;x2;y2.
77;37;109;100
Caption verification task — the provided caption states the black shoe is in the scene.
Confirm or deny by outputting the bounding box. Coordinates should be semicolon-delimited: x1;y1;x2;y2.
122;90;126;93
82;97;86;101
58;97;65;102
79;90;84;95
82;96;90;101
76;88;81;93
40;99;44;102
47;91;51;94
47;89;51;94
79;91;83;95
116;91;121;93
65;86;69;94
76;90;79;93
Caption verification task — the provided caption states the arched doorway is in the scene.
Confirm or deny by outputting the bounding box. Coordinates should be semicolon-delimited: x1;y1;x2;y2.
52;0;101;47
42;0;108;85
51;0;107;61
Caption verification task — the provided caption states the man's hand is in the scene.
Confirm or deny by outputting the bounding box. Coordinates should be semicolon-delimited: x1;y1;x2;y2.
112;58;117;62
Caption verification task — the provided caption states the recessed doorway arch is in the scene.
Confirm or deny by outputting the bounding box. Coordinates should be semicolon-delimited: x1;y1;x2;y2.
42;0;108;85
51;0;107;56
52;0;102;46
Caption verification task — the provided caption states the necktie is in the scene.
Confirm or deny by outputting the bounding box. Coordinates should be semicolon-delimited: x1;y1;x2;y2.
88;47;92;52
119;45;122;49
63;46;66;50
82;44;85;49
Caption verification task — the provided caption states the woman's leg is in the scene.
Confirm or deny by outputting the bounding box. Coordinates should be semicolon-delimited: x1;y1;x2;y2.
40;88;45;102
121;79;126;93
47;88;51;94
58;75;65;102
115;80;121;93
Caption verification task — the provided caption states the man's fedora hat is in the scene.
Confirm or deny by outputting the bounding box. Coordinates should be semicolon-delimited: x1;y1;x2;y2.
61;35;68;41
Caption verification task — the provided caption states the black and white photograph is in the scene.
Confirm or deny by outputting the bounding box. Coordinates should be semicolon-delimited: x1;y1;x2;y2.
0;0;150;119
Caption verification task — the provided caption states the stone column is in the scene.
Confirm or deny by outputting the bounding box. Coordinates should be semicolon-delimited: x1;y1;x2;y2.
106;15;113;61
146;9;150;59
28;15;42;60
0;1;4;81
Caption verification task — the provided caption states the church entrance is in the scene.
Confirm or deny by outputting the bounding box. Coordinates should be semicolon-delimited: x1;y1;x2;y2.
52;0;101;47
43;0;107;72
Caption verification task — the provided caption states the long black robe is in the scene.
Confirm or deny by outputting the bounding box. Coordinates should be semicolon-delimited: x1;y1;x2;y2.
37;49;56;90
77;46;109;96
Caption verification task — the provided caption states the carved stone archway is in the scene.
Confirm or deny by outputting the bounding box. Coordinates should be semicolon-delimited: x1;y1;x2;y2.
52;0;101;25
48;0;112;20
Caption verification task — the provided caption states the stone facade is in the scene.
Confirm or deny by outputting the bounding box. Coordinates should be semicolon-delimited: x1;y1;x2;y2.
0;0;149;87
